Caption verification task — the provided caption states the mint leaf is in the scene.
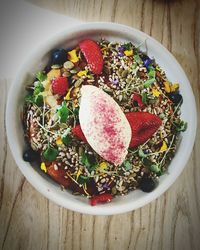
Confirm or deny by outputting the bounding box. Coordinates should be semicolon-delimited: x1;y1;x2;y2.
43;147;59;161
173;120;187;132
141;92;148;105
57;102;69;123
148;66;156;78
123;42;132;51
36;71;47;82
78;175;89;184
34;95;43;106
134;54;142;65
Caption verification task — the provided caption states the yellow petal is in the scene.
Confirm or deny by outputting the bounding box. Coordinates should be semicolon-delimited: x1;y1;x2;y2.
68;49;79;63
124;50;133;56
40;162;47;173
76;169;82;180
98;162;108;172
160;141;168;152
47;69;61;80
56;137;63;145
170;83;179;92
152;88;161;97
77;70;87;77
164;81;171;93
64;87;73;100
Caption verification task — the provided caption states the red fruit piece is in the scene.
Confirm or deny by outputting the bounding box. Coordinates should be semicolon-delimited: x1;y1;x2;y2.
90;193;113;206
125;112;162;148
72;124;87;142
47;163;71;188
79;39;103;75
132;93;145;109
52;76;69;95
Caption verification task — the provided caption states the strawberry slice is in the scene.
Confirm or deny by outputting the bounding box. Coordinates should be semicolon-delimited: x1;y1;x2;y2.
72;124;87;142
126;112;162;148
79;39;103;75
47;163;71;188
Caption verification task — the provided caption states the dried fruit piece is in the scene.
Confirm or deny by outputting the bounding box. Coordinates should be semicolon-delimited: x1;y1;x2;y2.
79;39;103;75
132;93;145;109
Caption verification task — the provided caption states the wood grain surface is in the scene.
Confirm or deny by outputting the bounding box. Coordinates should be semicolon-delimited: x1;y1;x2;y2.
1;0;200;249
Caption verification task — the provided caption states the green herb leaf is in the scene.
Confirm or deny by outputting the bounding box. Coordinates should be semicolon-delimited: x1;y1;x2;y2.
141;92;148;105
173;120;187;132
139;148;147;158
148;66;156;79
78;175;89;184
34;95;43;106
142;158;153;167
73;107;80;123
150;164;161;174
57;101;69;123
123;160;132;170
33;82;44;96
123;42;132;51
43;147;59;161
25;94;34;103
36;71;47;82
144;78;155;88
134;54;142;65
62;134;71;145
81;151;98;172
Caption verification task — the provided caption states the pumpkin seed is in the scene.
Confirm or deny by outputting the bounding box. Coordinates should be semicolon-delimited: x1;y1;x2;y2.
74;78;84;88
64;61;74;70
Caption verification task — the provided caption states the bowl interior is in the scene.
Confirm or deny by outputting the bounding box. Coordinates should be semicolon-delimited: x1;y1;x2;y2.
6;23;197;215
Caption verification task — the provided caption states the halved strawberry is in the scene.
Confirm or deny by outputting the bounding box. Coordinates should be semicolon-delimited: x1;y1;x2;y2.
79;39;103;75
47;163;71;188
125;112;162;148
72;124;87;142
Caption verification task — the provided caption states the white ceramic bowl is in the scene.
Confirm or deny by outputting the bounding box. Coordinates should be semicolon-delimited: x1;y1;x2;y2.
6;22;197;215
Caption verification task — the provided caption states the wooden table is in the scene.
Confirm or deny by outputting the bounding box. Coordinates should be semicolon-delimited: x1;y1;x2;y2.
1;0;200;249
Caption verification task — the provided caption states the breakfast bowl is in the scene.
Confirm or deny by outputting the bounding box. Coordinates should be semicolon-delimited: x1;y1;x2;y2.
6;22;197;215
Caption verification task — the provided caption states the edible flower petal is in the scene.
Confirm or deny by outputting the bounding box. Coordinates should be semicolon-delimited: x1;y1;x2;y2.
77;70;88;77
159;141;168;152
68;49;79;63
152;88;161;97
47;69;61;80
164;81;171;93
56;137;63;145
98;162;108;172
124;50;133;56
76;169;82;181
64;87;73;100
170;83;179;92
40;162;47;173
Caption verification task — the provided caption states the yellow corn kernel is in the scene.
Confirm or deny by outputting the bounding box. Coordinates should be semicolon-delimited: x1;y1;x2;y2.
160;141;168;152
124;49;133;56
164;81;171;93
56;137;63;145
68;49;79;63
40;162;47;173
47;69;61;80
152;88;161;97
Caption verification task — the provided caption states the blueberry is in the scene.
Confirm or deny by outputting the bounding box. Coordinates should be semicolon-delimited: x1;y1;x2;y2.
168;93;183;105
23;149;39;162
140;177;156;192
51;49;67;65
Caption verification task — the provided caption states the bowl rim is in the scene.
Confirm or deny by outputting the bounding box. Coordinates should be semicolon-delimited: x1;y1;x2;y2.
6;22;197;215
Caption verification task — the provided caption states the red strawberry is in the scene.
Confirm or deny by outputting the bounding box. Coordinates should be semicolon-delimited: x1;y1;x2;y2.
125;112;162;148
52;76;69;95
90;193;113;206
79;39;103;75
47;163;71;188
72;124;87;142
